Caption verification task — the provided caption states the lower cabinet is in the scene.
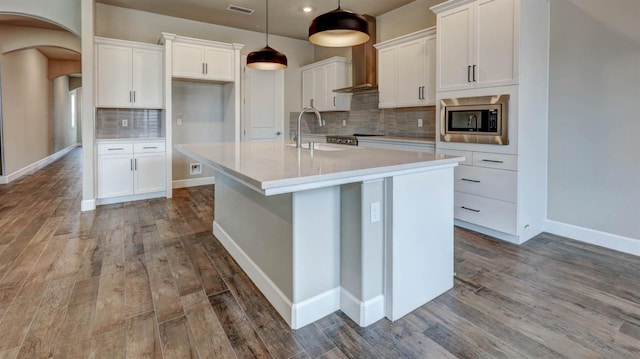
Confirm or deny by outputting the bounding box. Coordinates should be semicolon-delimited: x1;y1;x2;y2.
97;141;166;200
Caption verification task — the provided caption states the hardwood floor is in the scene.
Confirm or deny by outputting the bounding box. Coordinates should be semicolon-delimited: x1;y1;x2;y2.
1;148;639;358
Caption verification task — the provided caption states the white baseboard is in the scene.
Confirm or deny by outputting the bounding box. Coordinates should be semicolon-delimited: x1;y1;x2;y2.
340;289;385;327
81;199;96;212
291;287;340;330
214;221;343;329
96;191;165;206
172;177;215;189
545;220;640;257
0;143;78;184
213;221;294;325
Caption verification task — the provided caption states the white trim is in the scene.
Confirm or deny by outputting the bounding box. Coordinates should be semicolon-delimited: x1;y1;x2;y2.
172;176;215;189
96;191;165;206
545;220;640;257
291;287;340;330
340;289;385;327
454;219;524;244
0;143;78;184
374;27;437;50
81;199;96;212
213;221;294;325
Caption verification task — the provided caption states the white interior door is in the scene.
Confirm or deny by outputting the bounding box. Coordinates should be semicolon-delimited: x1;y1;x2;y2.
242;58;284;141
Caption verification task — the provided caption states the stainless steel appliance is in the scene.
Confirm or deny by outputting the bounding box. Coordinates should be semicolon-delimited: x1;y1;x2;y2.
326;135;359;146
440;95;509;145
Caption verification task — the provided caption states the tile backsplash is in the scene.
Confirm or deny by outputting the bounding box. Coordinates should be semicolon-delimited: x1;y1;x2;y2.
96;108;163;139
290;91;436;139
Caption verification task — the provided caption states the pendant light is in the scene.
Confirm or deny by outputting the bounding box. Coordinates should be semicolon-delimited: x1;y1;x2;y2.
308;0;370;47
247;0;287;70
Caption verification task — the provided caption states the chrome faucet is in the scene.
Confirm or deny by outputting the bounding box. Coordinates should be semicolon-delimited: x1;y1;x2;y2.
295;100;322;148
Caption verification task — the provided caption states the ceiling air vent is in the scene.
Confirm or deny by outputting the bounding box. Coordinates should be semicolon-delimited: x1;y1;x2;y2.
226;4;255;15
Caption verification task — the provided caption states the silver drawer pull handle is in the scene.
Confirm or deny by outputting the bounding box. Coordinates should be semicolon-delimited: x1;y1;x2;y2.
143;146;158;149
108;148;124;151
461;178;480;183
461;206;480;213
481;159;504;163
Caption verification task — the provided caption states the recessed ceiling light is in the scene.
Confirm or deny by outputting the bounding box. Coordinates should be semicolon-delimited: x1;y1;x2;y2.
301;6;315;13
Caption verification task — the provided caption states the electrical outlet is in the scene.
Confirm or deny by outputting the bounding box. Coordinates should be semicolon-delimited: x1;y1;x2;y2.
190;162;202;175
417;119;423;128
370;202;381;223
177;118;183;126
342;119;347;127
122;119;128;127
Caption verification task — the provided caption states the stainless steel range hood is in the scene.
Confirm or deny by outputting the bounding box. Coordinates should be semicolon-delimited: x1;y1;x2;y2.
333;15;377;93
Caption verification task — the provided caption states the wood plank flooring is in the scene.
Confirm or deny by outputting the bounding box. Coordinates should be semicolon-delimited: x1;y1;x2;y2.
0;147;639;358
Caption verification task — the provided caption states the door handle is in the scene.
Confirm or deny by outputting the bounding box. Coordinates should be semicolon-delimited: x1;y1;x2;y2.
133;91;136;103
481;159;504;164
473;65;477;82
467;66;471;82
276;131;282;136
134;158;138;171
461;178;481;183
333;97;336;106
130;158;133;171
461;206;480;213
418;87;421;100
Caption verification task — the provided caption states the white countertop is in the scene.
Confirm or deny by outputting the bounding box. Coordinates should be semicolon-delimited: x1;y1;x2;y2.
176;140;463;195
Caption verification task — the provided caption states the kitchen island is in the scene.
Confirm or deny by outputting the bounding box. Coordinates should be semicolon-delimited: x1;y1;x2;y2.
177;141;463;329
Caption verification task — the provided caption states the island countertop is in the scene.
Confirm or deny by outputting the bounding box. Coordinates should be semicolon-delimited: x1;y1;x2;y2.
176;140;463;195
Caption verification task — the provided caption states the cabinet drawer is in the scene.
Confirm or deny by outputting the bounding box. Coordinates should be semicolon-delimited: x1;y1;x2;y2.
97;143;133;155
472;152;517;171
134;142;166;153
454;192;517;235
437;149;472;165
455;166;517;202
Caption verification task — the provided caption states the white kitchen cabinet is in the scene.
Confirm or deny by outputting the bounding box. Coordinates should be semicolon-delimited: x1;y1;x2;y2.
301;57;351;111
374;28;437;108
97;141;166;201
433;0;518;91
95;38;164;109
173;41;234;82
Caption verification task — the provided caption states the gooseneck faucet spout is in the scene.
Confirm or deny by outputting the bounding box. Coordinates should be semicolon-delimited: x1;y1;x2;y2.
296;100;322;148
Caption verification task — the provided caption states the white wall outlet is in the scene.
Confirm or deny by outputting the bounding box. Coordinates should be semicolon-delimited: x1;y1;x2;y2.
342;119;347;127
122;119;128;127
370;202;381;223
190;162;202;175
417;119;423;128
177;118;183;126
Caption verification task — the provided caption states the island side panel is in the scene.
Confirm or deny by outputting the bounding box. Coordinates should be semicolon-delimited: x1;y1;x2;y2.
340;180;386;327
212;171;295;321
385;167;455;321
291;186;341;329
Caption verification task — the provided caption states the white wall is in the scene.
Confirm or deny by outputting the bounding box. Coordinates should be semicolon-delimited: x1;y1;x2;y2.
0;49;51;174
171;81;223;181
95;3;314;130
52;75;77;152
376;0;441;42
548;0;640;240
0;0;81;35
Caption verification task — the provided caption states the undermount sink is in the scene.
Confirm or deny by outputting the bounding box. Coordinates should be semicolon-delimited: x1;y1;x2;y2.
286;143;347;151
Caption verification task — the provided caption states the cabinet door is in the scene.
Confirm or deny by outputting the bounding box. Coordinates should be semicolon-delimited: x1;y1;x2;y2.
397;39;425;107
437;4;474;91
325;63;338;111
377;46;397;108
424;37;437;104
475;0;517;87
173;42;205;79
313;67;327;110
96;44;132;107
97;155;134;198
301;69;315;109
132;49;164;109
133;152;166;194
204;47;234;82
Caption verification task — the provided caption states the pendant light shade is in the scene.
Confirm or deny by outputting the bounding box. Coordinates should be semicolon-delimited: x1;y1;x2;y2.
247;0;287;70
308;1;370;47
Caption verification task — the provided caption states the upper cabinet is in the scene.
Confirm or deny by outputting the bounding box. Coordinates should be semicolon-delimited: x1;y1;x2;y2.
375;28;437;108
301;57;351;111
172;39;235;82
95;37;164;109
433;0;518;92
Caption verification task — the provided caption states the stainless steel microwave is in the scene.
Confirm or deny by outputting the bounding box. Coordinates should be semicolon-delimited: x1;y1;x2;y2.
440;95;509;145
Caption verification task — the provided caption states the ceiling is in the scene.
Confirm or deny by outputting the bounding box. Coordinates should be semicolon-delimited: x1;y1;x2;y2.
0;14;66;31
96;0;419;40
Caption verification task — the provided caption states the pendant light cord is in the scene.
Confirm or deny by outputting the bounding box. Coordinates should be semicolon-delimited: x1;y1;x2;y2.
265;0;269;47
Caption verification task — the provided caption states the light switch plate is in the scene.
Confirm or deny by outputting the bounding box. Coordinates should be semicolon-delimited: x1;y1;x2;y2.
417;119;423;128
370;202;381;223
122;119;128;127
